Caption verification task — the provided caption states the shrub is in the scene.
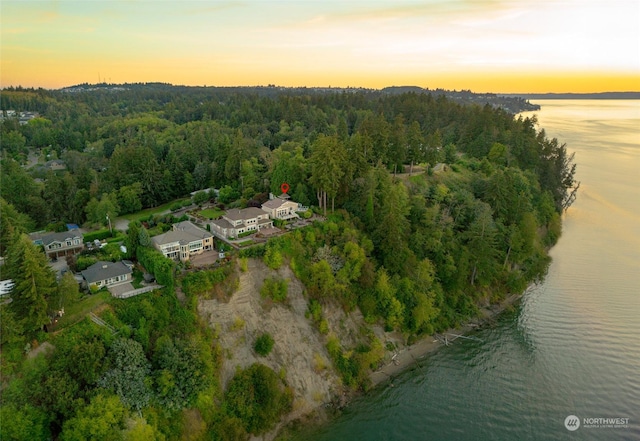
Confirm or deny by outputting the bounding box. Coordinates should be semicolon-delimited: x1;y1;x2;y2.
263;246;282;270
230;316;245;331
260;277;287;302
192;190;210;206
76;255;98;271
325;335;359;389
83;229;113;243
254;333;274;356
307;299;322;322
218;185;239;204
318;319;329;335
105;233;125;244
238;245;265;258
180;267;230;297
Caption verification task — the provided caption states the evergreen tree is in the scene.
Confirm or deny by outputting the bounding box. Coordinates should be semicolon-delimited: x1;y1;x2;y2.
125;221;141;259
138;226;152;248
406;121;424;174
5;234;57;333
0;197;34;255
310;134;346;215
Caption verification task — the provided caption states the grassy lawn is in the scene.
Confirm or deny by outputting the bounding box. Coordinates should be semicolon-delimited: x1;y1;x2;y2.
55;291;112;329
237;240;254;247
198;207;224;219
118;198;191;222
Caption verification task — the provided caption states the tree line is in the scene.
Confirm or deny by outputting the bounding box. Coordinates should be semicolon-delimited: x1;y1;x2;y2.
1;86;576;228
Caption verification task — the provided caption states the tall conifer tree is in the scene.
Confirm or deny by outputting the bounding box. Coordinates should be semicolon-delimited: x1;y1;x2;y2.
5;234;57;333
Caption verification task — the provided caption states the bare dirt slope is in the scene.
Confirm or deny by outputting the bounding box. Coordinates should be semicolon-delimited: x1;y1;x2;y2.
198;259;344;427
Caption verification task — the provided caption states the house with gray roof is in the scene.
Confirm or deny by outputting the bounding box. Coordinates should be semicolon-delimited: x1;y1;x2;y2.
152;220;213;262
81;261;132;289
30;230;84;260
210;207;273;239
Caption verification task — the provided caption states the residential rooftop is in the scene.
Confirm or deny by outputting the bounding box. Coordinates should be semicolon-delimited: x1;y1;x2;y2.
81;261;132;284
224;207;268;221
152;220;212;246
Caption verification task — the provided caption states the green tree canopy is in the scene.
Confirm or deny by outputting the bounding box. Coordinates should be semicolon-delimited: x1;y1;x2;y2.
60;394;127;441
0;198;34;256
98;338;152;411
224;363;292;435
152;336;212;410
0;403;51;441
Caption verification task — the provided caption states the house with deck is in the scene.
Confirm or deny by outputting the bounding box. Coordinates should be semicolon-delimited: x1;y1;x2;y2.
261;194;301;220
151;220;214;262
210;207;273;239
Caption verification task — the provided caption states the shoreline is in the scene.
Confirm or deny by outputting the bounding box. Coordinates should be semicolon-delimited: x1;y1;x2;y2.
370;290;526;388
273;289;530;441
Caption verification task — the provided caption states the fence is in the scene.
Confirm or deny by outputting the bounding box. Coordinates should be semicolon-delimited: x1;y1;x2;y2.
113;284;163;299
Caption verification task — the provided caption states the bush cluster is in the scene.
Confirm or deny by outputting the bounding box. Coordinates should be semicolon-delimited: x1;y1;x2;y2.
254;333;274;356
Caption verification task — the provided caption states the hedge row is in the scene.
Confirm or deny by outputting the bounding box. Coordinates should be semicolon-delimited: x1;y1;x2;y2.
136;246;175;290
83;229;113;243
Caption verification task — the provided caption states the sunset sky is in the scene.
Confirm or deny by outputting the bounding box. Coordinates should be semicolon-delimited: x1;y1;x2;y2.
1;0;639;93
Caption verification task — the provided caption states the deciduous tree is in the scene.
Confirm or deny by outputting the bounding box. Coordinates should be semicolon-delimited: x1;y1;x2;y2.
98;338;152;411
224;363;292;435
60;394;127;441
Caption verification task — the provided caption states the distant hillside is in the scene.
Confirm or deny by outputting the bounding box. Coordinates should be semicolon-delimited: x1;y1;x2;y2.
57;82;540;114
382;86;540;113
502;92;640;100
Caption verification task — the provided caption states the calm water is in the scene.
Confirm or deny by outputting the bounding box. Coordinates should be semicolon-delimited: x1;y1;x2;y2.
299;100;640;440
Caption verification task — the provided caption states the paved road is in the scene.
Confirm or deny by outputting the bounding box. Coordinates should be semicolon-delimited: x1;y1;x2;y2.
114;218;130;232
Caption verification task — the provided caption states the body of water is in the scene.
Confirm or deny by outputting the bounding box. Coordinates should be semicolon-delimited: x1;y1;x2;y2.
298;100;640;440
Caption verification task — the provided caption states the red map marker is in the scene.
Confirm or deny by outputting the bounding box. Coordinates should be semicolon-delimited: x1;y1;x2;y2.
280;182;290;194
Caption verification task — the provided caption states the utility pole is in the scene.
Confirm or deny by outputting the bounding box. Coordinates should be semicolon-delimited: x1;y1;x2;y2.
106;214;113;236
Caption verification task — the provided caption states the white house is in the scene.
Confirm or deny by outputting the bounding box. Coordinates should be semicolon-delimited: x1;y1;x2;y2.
261;195;300;220
151;221;214;262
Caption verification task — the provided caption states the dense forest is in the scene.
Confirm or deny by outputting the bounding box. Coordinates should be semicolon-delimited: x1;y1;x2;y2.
0;84;577;440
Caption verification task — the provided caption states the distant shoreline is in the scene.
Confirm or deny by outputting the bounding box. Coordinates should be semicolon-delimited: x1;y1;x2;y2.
501;92;640;100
